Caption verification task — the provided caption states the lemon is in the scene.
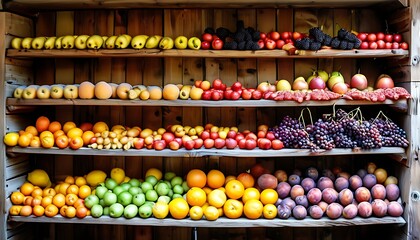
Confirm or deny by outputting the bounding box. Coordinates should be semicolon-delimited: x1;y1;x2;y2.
152;201;169;219
110;167;125;184
123;176;131;183
86;170;107;187
4;132;19;147
27;169;51;188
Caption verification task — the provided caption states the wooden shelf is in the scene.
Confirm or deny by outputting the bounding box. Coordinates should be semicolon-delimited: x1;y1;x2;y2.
7;146;407;158
6;49;409;59
3;0;407;10
9;215;406;228
5;98;409;108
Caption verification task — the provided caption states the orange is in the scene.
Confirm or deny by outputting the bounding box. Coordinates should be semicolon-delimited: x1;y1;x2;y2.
81;131;95;146
19;205;33;216
75;176;87;187
206;169;225;189
203;205;219;221
42;187;56;197
53;130;65;139
67;127;83;139
41;196;53;208
202;186;212;195
58;182;70;195
63;121;77;134
36;116;50;133
236;172;255;188
243;199;263;219
52;193;66;208
31;195;43;207
66;184;79;195
207;189;226;208
48;121;62;133
25;125;38;136
263;203;277;219
92;121;109;134
65;206;77;218
78;185;91;199
31;187;43;198
18;133;32;147
189;206;204;220
168;197;189;219
242;187;260;203
260;189;278;205
64;176;75;184
186;169;207;188
33;205;45;217
11;191;25;205
20;182;35;196
44;204;59;217
225;175;236;185
223;199;244;219
186;187;207;207
65;193;79;206
225;179;244;200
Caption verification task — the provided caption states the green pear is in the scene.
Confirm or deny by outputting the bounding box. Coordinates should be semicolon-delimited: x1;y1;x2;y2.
159;36;174;50
105;35;118;49
131;35;148;49
75;35;90;49
187;37;201;50
21;37;33;49
145;35;162;49
61;35;76;49
174;36;188;49
11;37;22;49
86;35;104;49
55;36;64;49
31;36;47;49
115;34;132;49
44;37;57;49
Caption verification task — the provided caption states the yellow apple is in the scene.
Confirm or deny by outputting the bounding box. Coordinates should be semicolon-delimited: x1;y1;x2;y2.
22;85;39;99
50;84;64;99
63;85;79;99
189;86;204;100
116;83;132;100
36;85;51;99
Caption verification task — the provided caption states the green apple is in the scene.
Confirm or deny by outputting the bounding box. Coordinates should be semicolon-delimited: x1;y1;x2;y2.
90;204;103;218
172;184;184;195
99;199;105;207
132;193;146;207
128;178;141;187
103;192;117;206
174;36;188;49
109;203;124;218
145;175;158;186
138;204;153;218
112;185;125;196
141;181;153;193
170;176;183;187
103;206;110;215
123;204;138;219
164;172;176;181
105;178;118;190
120;182;132;191
128;186;142;196
172;193;183;199
187;37;201;50
117;191;133;206
95;185;109;199
156;182;170;196
157;195;171;204
167;189;174;198
182;181;190;193
84;194;100;208
145;189;158;202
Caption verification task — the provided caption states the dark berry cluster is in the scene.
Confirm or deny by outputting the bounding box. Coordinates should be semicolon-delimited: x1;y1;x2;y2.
295;27;361;51
330;28;361;50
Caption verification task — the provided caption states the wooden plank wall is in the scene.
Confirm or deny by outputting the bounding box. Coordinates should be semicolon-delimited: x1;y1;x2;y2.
12;7;410;240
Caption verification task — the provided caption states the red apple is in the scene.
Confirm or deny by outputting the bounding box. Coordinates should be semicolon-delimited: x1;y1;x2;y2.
400;42;408;50
271;139;284;150
193;138;203;149
210;131;219;140
269;31;280;41
235;133;245;142
260;32;267;40
367;33;377;42
331;82;348;94
224;89;233;100
360;41;369;49
392;42;400;49
258;138;272;150
245;139;257;150
69;137;83;150
238;138;246;149
133;138;145;149
350;73;368;90
385;42;392;49
292;32;303;40
203;138;215;149
201;41;211;50
183;140;195;150
281;31;291;40
231;81;242;91
200;130;210;140
211;90;222;101
212;79;224;90
265;39;276;50
231;91;241;100
153;140;166;151
212;39;224;50
375;74;394;89
393;33;402;43
357;33;367;41
168;140;180;150
376;32;385;41
227;130;237;139
174;137;183;146
257;40;265;49
266;131;275;141
369;41;378;49
201;90;212;100
257;130;266;139
308;77;326;90
384;34;393;43
225;138;238;149
162;132;175;144
214;138;226;149
276;39;285;49
202;33;213;42
246;132;258;141
251;90;262;100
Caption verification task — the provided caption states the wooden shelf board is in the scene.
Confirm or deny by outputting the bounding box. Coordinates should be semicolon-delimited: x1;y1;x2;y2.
6;49;409;59
5;98;408;108
7;146;406;158
8;215;406;227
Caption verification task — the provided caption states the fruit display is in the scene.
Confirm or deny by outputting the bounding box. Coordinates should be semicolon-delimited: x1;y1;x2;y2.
10;73;411;103
357;32;409;50
9;162;404;221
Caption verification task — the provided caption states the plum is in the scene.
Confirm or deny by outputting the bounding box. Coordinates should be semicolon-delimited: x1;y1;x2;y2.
305;166;319;180
371;199;387;217
338;188;354;206
349;175;363;191
290;185;304;200
322;188;338;204
292;205;307;220
322;169;336;181
308;205;324;219
387;201;403;217
258;173;278;190
357;168;368;178
342;204;358;219
276;182;291;199
371;184;386;200
358;201;372;218
326;203;343;219
334;177;349;192
301;177;316;192
318;201;329;213
277;203;292;219
275;198;282;207
317;177;334;191
307;188;322;205
363;173;377;189
281;197;296;210
288;174;301;186
295;195;308;208
355;187;371;203
386;184;400;201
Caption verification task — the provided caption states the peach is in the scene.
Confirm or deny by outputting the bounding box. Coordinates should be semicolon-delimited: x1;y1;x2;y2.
322;188;338;204
355;187;371;203
317;177;334;191
109;83;119;98
338;189;354;206
363;173;377;189
349;175;363;191
148;86;162;100
116;83;132;99
334;177;349;192
307;188;322;205
290;185;304;200
308;205;324;219
357;201;372;218
387;201;403;217
384;176;398;186
274;169;288;182
371;184;386;200
94;81;113;100
277;203;292;219
276;182;291;199
374;168;388;184
162;83;180;100
301;177;316;192
342;204;358;219
371;199;388;217
292;205;307;220
326;203;343;219
295;195;308;208
78;81;95;99
385;184;400;201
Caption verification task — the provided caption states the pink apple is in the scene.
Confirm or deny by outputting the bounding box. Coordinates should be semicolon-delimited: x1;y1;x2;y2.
258;138;272;150
225;138;238;149
193;138;204;149
203;138;215;149
214;138;226;149
245;139;257;150
350;73;368;90
308;77;326;90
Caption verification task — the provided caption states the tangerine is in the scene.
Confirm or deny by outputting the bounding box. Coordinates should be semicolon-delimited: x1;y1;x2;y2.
223;199;244;219
260;189;278;205
78;185;92;199
243;199;263;219
186;187;207;207
10;191;25;205
242;187;260;203
25;125;38;136
189;206;204;220
35;116;50;133
19;205;32;216
33;205;45;217
207;189;227;208
48;121;62;133
20;182;35;196
52;193;66;208
168;198;189;219
145;168;163;181
203;205;219;221
225;179;245;200
206;169;225;189
44;204;59;217
186;169;207;188
263;203;277;219
63;121;77;134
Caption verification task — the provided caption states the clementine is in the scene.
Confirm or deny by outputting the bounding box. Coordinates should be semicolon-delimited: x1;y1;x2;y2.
243;199;263;219
223;199;244;219
168;197;189;219
186;187;207;207
206;169;225;189
186;169;207;188
35;116;50;133
260;189;278;205
225;179;245;200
